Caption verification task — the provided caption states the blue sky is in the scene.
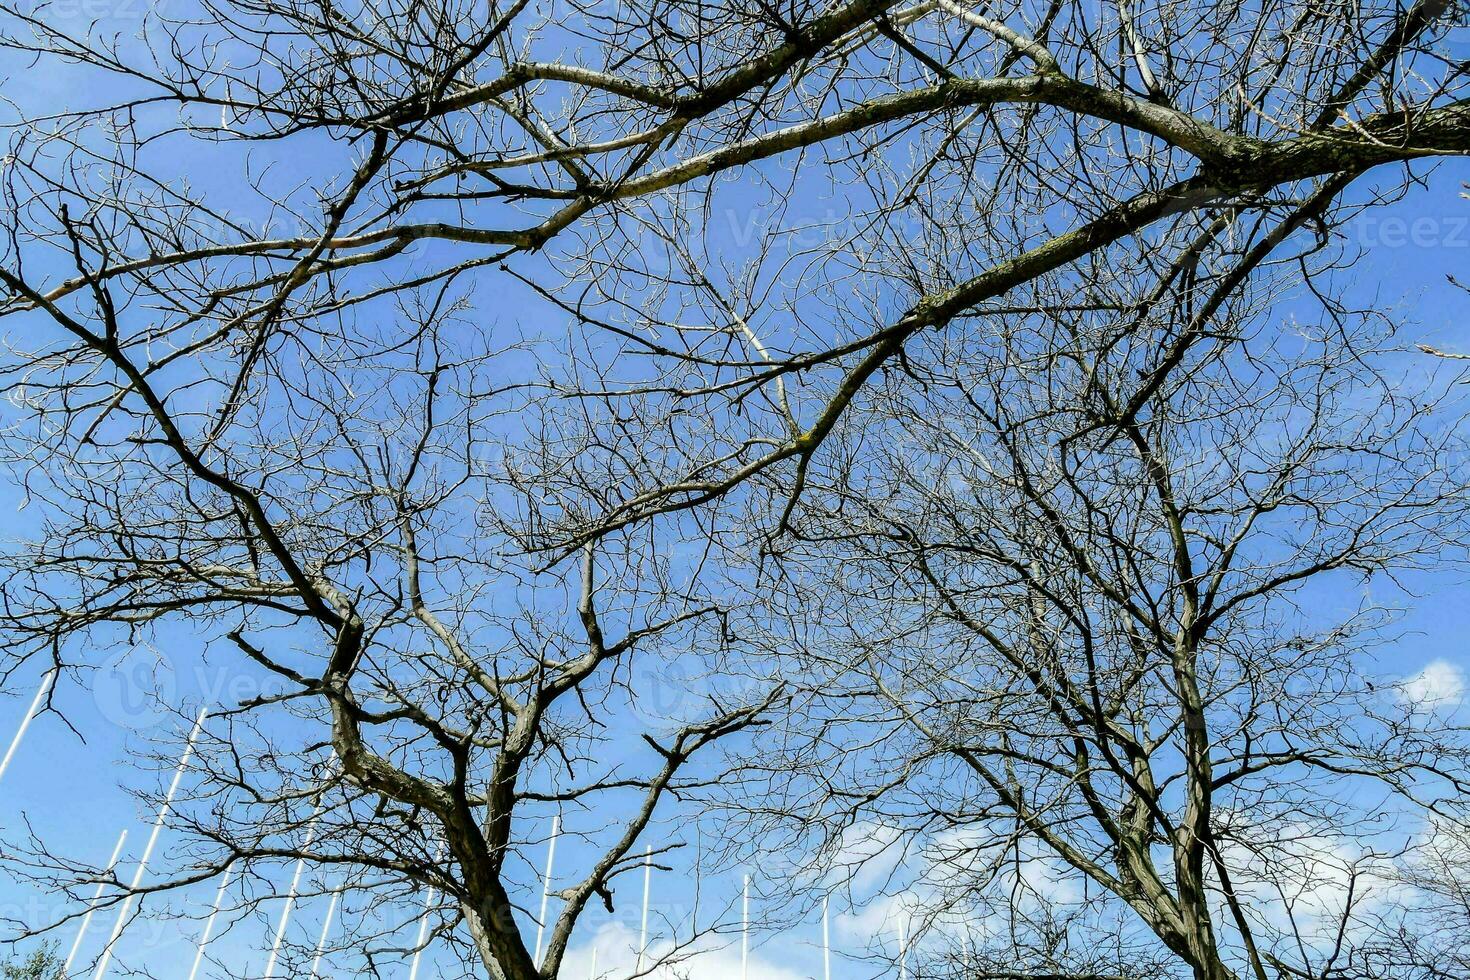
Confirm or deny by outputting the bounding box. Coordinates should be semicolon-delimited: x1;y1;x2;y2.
1;5;1470;979
1;172;1466;976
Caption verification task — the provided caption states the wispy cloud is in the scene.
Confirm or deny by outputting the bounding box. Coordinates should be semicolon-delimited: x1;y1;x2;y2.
1399;659;1466;706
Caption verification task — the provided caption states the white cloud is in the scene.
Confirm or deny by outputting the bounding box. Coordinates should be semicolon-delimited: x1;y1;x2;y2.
1210;810;1411;953
834;891;916;946
562;920;811;980
921;824;1000;887
827;821;907;892
1406;812;1470;871
1399;660;1466;706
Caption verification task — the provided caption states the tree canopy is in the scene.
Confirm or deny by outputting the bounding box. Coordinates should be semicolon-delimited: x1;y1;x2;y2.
2;1;1470;978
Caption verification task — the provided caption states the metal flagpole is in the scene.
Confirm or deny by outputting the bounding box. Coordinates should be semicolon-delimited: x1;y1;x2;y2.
0;669;54;784
263;810;322;979
533;814;560;968
407;842;444;980
587;946;597;980
185;862;234;980
307;886;342;980
897;918;907;980
740;874;749;980
93;706;208;980
822;896;830;980
406;884;436;980
635;845;651;973
62;829;128;975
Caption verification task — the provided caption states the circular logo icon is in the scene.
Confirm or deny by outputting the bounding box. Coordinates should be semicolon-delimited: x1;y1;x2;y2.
93;643;178;730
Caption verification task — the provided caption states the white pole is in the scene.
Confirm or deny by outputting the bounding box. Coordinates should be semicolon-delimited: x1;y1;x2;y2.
533;814;560;968
186;862;234;980
635;845;651;973
741;875;749;980
407;845;443;980
93;706;208;980
588;946;597;980
897;917;907;980
62;829;128;975
822;896;830;980
264;812;321;979
307;886;342;980
0;669;54;784
407;885;436;980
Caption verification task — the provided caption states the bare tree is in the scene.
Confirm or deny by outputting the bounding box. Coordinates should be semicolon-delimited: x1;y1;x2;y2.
2;0;1470;977
726;248;1470;980
0;290;776;976
1367;814;1470;979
